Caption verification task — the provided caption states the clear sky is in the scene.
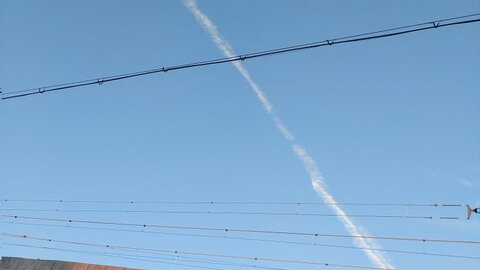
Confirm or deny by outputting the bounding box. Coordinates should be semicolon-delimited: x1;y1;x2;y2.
1;1;479;270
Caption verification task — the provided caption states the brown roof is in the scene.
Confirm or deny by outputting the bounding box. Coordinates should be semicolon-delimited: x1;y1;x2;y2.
1;257;139;270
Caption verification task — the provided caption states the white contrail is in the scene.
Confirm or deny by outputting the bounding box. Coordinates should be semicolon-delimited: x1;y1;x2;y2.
184;1;394;269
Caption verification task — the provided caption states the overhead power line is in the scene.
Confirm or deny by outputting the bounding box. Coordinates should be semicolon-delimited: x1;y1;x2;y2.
4;233;398;270
4;215;479;245
1;199;464;207
1;208;459;220
4;243;296;270
6;220;479;261
2;13;479;100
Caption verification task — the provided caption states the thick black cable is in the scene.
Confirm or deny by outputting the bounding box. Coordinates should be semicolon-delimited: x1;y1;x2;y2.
2;13;479;100
241;12;480;56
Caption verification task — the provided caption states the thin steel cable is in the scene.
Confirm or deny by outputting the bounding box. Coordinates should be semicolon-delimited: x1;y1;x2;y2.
4;243;230;270
4;242;294;270
1;199;463;207
3;215;479;244
3;233;398;270
2;13;479;100
5;220;479;261
2;208;457;220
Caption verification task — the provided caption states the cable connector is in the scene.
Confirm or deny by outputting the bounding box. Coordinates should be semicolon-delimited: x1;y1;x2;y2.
467;205;479;220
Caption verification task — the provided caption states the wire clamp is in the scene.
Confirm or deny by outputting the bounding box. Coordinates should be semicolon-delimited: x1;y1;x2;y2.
432;22;440;28
162;67;168;72
97;79;104;85
239;55;246;61
38;88;45;93
327;40;334;46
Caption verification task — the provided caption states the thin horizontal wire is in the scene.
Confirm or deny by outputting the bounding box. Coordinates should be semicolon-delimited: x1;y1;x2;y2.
2;13;479;100
4;243;294;270
2;208;456;220
4;233;398;270
4;215;479;244
6;220;479;261
1;199;462;207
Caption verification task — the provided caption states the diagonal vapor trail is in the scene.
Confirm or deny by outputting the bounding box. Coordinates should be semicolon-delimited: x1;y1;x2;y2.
184;0;395;269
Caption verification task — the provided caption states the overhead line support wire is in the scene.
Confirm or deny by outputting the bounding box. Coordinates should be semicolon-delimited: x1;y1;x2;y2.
5;220;480;260
0;208;459;220
2;13;480;100
4;242;298;270
1;199;463;207
3;233;398;270
3;215;479;244
4;243;250;270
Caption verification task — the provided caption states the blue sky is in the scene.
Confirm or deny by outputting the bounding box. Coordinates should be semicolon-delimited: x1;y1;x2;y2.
1;1;479;269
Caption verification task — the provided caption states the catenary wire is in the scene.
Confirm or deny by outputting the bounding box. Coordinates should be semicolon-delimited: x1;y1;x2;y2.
1;199;464;207
3;233;399;270
1;208;459;220
5;243;291;270
5;220;479;261
4;243;243;270
3;215;479;245
4;243;295;270
2;13;479;100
